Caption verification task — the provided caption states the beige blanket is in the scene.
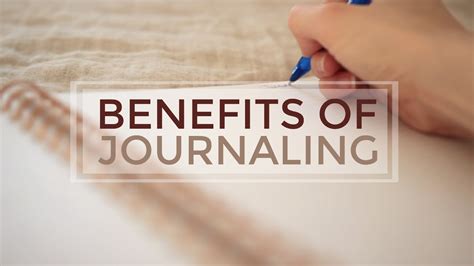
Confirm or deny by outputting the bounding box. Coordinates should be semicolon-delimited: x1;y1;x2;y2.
1;0;472;91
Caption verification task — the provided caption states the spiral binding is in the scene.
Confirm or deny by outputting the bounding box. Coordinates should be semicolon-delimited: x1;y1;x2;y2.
0;80;314;266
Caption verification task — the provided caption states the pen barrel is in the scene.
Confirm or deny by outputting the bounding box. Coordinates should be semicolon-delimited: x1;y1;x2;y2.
348;0;372;4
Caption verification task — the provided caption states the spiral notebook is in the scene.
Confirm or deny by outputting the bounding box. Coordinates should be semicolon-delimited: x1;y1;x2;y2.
1;80;472;265
0;81;314;265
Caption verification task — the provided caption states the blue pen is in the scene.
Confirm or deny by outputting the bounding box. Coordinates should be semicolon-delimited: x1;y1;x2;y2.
288;0;372;84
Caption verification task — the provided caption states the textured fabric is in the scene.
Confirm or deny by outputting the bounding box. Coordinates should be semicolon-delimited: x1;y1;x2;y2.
0;0;472;91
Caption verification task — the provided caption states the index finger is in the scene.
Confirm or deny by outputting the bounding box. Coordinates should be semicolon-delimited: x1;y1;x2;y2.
288;4;324;56
288;0;347;56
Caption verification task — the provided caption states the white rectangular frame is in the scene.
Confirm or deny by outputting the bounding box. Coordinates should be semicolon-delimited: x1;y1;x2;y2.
69;81;399;183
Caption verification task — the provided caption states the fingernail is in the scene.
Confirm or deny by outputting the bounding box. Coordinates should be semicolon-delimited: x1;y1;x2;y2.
338;73;357;89
341;73;356;83
317;54;326;74
349;74;357;88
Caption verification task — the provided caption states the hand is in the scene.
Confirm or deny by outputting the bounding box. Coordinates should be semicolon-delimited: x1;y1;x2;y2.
288;0;473;138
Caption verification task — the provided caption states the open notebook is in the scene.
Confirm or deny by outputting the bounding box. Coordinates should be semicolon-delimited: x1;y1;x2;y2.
1;81;472;265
